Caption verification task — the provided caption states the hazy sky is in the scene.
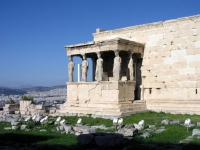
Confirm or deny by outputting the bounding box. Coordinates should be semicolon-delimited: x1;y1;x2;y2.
0;0;200;88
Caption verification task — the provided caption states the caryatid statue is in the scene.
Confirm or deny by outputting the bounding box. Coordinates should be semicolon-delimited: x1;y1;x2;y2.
128;53;134;80
113;51;121;81
68;55;74;82
81;54;88;82
95;52;103;81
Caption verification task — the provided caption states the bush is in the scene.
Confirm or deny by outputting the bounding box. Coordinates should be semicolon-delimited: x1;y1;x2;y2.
21;95;34;103
7;98;15;104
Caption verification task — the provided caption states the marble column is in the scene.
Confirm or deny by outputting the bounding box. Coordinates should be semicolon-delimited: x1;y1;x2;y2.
113;50;121;81
68;55;74;82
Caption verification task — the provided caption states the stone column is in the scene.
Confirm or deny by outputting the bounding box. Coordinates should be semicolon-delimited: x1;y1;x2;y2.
128;52;134;81
95;52;103;81
81;54;88;82
68;55;74;82
113;50;121;81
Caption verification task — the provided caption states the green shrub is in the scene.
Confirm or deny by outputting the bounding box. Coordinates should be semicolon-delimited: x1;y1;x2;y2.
7;98;15;104
21;95;34;103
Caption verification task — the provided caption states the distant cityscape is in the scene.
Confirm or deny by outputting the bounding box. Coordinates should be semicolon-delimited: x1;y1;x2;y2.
0;85;66;108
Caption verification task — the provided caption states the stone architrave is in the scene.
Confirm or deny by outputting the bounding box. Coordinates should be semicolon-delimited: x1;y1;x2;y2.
128;53;134;81
113;51;121;81
81;54;88;82
95;52;103;81
68;56;74;82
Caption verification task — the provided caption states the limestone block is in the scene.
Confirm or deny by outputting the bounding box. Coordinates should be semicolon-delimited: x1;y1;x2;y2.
171;62;187;69
20;101;31;110
187;22;198;29
35;105;43;110
195;41;200;48
109;82;119;90
150;58;164;65
165;82;179;88
158;39;172;46
118;83;125;101
142;59;150;65
184;54;200;62
141;70;151;76
156;88;172;100
196;68;200;74
187;88;200;100
178;81;197;88
165;45;179;51
187;75;200;81
108;77;115;81
89;84;102;102
124;82;135;101
178;23;188;31
172;75;188;82
143;77;157;82
189;61;200;68
164;69;179;76
157;51;171;58
150;82;165;88
157;76;172;82
67;84;78;101
78;84;89;102
160;27;172;33
102;90;119;101
173;37;187;44
37;110;46;114
179;68;195;75
171;49;186;57
186;48;200;55
186;36;197;42
179;29;195;36
170;25;179;32
171;88;188;100
164;57;185;65
164;32;179;39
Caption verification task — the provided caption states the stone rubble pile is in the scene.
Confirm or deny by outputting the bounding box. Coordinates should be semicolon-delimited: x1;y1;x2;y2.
1;114;200;149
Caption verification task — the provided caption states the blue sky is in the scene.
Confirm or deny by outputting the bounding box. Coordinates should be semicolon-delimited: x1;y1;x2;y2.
0;0;200;88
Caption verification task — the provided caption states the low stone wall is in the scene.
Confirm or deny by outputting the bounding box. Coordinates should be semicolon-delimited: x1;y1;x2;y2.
58;81;147;117
3;104;20;114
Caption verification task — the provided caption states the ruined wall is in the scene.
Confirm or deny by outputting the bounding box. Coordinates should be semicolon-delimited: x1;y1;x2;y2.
93;15;200;114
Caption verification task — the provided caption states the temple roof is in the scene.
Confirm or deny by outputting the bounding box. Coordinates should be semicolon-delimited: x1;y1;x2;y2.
65;38;145;56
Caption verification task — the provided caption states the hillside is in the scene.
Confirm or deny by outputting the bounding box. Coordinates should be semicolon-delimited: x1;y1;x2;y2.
0;87;27;96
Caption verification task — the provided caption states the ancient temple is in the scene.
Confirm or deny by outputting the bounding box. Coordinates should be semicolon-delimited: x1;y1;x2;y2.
60;14;200;117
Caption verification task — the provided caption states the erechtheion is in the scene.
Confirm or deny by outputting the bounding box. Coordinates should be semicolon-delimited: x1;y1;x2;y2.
60;14;200;117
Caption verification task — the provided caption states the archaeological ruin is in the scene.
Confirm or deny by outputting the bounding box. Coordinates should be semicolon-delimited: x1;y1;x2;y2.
60;14;200;117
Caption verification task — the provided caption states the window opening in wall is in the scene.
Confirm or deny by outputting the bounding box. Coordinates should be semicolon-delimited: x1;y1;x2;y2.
149;88;152;94
196;89;198;94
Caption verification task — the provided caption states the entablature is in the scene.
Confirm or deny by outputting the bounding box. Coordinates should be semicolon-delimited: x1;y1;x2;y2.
65;38;145;56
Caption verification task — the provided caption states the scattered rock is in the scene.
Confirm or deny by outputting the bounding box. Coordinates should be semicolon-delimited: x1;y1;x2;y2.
170;120;180;125
192;129;200;136
161;119;169;125
118;128;138;137
4;127;12;130
140;132;150;138
20;125;27;130
40;129;47;132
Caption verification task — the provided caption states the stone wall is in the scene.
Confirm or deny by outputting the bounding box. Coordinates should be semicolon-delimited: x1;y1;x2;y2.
93;15;200;114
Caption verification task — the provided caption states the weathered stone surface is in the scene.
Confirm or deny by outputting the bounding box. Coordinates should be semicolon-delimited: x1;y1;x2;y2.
170;120;180;125
118;128;138;137
192;129;200;136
